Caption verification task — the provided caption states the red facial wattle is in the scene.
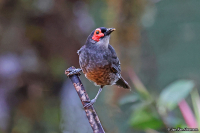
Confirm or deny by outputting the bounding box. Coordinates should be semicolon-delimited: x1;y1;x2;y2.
92;29;104;42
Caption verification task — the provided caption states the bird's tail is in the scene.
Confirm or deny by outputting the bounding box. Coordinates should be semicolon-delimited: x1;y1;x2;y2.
116;77;130;89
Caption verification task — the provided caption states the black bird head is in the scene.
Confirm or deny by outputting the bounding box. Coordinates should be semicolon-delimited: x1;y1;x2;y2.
86;27;115;46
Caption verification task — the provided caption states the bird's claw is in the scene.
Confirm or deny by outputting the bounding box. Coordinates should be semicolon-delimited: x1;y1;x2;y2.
66;68;82;76
83;99;96;109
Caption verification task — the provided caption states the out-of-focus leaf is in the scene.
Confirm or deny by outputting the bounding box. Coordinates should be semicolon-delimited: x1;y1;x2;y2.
158;80;194;111
119;93;140;105
191;89;200;128
129;108;163;130
165;114;184;127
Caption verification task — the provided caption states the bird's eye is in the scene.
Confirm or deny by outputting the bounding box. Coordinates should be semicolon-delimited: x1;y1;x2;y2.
96;31;99;34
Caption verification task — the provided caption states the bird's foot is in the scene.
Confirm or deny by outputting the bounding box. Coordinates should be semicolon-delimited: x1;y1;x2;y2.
65;67;82;76
83;99;96;109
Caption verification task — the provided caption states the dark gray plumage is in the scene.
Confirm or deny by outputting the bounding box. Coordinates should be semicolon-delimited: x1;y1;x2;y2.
77;27;130;108
78;27;130;89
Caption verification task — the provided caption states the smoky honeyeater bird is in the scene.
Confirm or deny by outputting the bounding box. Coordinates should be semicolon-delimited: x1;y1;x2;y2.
68;27;130;108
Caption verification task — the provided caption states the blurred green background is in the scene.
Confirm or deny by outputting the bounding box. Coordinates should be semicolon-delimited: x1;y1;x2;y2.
0;0;200;133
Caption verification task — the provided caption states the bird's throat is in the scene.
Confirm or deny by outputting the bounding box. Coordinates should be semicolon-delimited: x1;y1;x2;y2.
96;36;110;48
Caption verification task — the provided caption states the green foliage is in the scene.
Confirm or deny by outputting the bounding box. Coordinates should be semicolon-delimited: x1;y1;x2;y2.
158;80;194;111
123;79;195;131
191;89;200;128
129;108;163;130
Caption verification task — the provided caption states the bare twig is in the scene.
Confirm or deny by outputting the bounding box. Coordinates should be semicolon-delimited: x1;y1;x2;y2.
65;66;105;133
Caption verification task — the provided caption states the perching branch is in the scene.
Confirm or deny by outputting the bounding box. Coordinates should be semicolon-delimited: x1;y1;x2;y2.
65;66;105;133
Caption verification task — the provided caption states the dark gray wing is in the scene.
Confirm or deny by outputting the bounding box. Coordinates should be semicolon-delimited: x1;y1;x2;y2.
108;44;121;74
108;45;130;89
77;45;88;73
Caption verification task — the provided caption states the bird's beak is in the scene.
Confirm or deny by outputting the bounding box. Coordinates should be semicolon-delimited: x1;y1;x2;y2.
104;28;116;36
